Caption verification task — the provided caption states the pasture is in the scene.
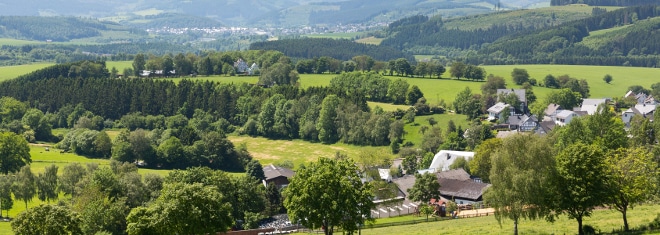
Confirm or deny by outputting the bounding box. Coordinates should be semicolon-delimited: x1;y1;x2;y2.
481;64;660;100
365;204;660;235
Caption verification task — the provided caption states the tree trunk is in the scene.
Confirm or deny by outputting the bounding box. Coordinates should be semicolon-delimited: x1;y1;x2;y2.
514;219;518;235
622;207;629;231
577;217;583;235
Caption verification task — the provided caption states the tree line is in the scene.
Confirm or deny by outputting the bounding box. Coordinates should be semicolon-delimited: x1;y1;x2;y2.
249;38;416;62
2;160;284;235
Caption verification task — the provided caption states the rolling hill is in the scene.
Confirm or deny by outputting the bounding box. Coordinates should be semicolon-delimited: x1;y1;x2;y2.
0;0;548;27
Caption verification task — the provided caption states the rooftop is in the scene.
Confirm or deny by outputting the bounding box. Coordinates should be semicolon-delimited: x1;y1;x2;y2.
263;164;295;181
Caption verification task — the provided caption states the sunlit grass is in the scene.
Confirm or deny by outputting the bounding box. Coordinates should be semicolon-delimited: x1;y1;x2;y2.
361;204;660;235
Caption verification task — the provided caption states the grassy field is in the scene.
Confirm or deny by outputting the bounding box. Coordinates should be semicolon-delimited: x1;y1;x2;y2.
481;64;660;101
302;32;361;39
0;63;53;81
0;38;47;46
402;113;471;146
355;36;383;45
363;204;660;235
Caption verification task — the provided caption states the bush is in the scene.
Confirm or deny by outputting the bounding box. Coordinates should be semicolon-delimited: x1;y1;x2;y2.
582;224;596;235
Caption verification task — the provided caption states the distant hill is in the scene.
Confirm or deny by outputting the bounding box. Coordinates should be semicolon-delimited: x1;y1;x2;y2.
379;5;660;67
550;0;660;6
0;16;142;42
0;0;548;27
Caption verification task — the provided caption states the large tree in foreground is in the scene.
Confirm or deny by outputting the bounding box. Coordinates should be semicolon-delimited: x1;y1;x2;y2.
0;131;31;174
126;182;232;235
284;158;374;235
554;143;610;235
484;134;556;235
606;147;658;231
11;204;82;235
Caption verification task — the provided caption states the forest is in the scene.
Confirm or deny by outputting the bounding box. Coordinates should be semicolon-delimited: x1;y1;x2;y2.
383;5;660;67
249;38;415;62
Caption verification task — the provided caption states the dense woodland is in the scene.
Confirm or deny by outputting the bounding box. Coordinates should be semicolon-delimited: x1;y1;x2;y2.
249;38;415;62
384;5;660;67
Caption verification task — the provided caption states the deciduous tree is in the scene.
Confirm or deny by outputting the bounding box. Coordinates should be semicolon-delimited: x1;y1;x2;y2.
511;68;530;85
408;172;441;204
36;164;58;203
484;134;556;235
12;165;35;209
0;131;31;174
11;204;82;235
284;158;374;235
553;143;610;235
606;147;658;231
126;183;232;235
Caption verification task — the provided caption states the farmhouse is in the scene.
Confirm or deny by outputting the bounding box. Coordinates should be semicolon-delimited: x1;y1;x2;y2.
262;164;295;188
436;169;490;205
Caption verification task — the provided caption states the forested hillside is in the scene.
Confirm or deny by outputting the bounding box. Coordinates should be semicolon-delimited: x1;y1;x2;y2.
551;0;660;6
384;5;660;67
249;38;415;62
0;16;123;41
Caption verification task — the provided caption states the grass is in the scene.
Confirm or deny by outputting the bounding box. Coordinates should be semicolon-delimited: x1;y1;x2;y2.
302;32;361;39
481;64;660;101
355;37;383;45
403;113;471;146
227;136;392;170
367;102;411;112
361;204;660;235
0;63;53;81
0;38;47;46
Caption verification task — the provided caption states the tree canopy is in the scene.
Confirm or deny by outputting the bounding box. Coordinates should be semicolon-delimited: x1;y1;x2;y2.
284;158;374;235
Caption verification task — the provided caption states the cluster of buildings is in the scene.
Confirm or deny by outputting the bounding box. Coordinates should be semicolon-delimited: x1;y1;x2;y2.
487;89;656;136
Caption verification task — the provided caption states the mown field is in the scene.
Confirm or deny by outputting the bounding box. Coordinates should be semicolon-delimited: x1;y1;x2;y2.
482;64;660;101
365;204;660;235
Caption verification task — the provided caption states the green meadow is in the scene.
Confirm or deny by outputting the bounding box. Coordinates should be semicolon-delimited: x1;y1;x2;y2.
363;204;660;235
481;64;660;100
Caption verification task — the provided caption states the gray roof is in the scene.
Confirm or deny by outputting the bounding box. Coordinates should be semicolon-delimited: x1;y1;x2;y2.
436;169;471;181
544;103;562;116
436;177;490;201
497;89;527;103
392;174;416;198
634;104;656;115
263;164;295;181
580;98;608;115
487;102;509;114
556;110;576;119
508;114;529;126
538;120;556;134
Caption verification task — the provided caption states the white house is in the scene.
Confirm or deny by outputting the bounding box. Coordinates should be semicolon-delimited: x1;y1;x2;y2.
427;150;475;173
487;102;510;122
622;104;656;127
555;110;579;126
